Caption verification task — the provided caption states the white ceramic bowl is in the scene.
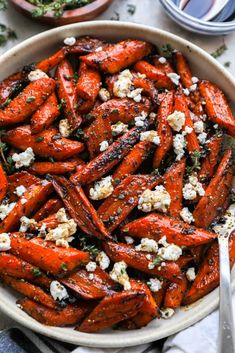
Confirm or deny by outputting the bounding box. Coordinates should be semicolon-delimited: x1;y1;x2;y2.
0;21;235;348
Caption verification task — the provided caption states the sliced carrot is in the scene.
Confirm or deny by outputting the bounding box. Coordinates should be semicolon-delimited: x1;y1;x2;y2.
30;160;83;175
134;61;174;89
164;275;188;309
198;136;222;183
0;162;7;203
33;199;63;222
7;171;39;202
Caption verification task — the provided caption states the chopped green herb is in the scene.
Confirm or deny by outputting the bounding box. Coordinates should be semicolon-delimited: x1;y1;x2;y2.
73;72;79;83
224;61;231;68
0;97;11;109
110;11;120;21
161;44;174;58
73;128;84;140
32;268;42;277
57;98;66;110
151;255;163;267
79;236;99;257
122;228;129;232
26;96;36;103
127;4;136;15
152;168;161;177
61;263;68;272
211;43;227;59
186;150;201;174
29;0;92;18
0;0;7;11
35;136;44;143
0;24;17;47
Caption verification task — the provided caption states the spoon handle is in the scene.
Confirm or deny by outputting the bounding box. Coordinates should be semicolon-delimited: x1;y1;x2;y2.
218;236;235;353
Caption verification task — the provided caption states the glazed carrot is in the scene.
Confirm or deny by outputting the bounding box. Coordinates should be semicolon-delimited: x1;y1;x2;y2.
78;291;144;332
10;233;90;276
33;198;63;222
153;91;174;168
134;61;174;89
29;160;83;175
7;171;39;202
183;232;235;305
61;267;117;300
81;39;153;74
71;127;146;186
0;253;51;288
174;93;200;154
0;71;25;105
193;149;233;228
176;254;194;269
197;136;222;183
55;59;82;130
66;36;107;55
36;49;66;72
121;213;217;247
0;78;56;127
104;241;181;282
76;62;101;107
0;180;53;233
112;141;153;185
31;92;60;134
163;159;186;218
3;125;84;160
98;175;161;232
18;298;88;326
0;162;7;203
199;80;235;137
164;275;188;309
1;276;57;309
152;56;174;75
52;176;110;239
174;51;193;89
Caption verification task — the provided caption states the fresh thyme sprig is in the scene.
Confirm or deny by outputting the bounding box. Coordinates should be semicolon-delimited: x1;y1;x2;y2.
0;24;17;47
28;0;92;17
79;235;99;258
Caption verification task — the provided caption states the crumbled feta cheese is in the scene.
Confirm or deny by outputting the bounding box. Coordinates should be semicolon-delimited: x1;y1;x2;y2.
167;111;185;132
19;216;37;232
134;111;148;127
111;122;128;136
147;278;162;292
38;223;47;237
180;207;195;224
183;126;193;135
183;88;190;96
128;88;143;102
96;251;110;270
186;267;196;281
0;202;16;221
95;46;103;52
158;235;169;248
113;69;133;98
159;57;167;64
12;147;35;169
0;233;11;251
55;208;68;223
14;185;26;197
158;244;182;261
124;236;134;245
198;132;207;145
213;204;235;238
149;112;157;120
89;273;94;280
28;69;48;82
21;198;27;205
167;73;181;85
89;176;114;200
192;76;199;84
138;186;171;213
50;280;69;301
109;261;131;290
194;121;204;134
173;134;186;160
135;238;158;253
160;308;175;319
137;72;146;79
45;219;76;248
63;36;76;46
189;83;197;92
99;140;109;152
140;130;160;145
183;175;205;200
214;124;219;129
59;119;72;138
86;261;97;272
98;88;111;102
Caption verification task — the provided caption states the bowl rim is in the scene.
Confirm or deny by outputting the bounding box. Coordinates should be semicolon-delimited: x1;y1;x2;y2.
0;20;235;348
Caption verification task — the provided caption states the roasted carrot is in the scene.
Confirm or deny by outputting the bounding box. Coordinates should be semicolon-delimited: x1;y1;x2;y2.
55;59;82;130
36;49;66;72
164;275;188;309
0;180;53;233
0;162;7;203
98;175;161;232
66;36;107;55
33;198;63;222
37;212;60;230
7;171;39;202
199;80;235;137
0;78;55;127
30;160;83;175
193;149;233;228
104;241;181;282
31;92;60;134
3;125;84;160
78;290;144;332
121;213;217;247
18;298;88;326
134;61;174;89
152;56;174;75
52;176;110;239
174;51;193;89
153;91;174;168
190;245;204;264
81;39;153;74
0;71;25;106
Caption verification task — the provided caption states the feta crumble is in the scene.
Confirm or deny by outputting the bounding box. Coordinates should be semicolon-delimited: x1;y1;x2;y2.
63;36;76;46
0;202;16;221
28;69;48;82
160;308;175;319
198;132;207;145
138;186;171;213
109;261;131;290
167;111;185;132
124;236;134;245
180;207;195;224
213;204;235;238
135;238;158;253
167;72;181;85
19;216;37;232
14;185;26;197
0;233;11;251
99;140;109;152
173;134;186;160
186;267;196;281
147;278;162;292
111;122;128;136
89;176;114;200
96;251;110;270
140;130;160;145
193;121;204;134
183;175;205;200
59;119;72;138
113;69;143;102
86;261;97;272
12;148;35;169
134;111;148;127
189;83;197;92
21;198;27;205
158;235;169;248
158;244;182;261
183;126;193;135
50;280;69;301
192;76;199;84
183;88;190;96
159;57;167;64
98;88;111;102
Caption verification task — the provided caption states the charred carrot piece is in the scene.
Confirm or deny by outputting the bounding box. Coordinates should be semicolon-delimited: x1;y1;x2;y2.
198;136;222;183
36;49;66;72
0;180;53;233
199;80;235;137
78;290;144;332
1;276;57;309
174;51;193;89
29;160;83;176
153;91;174;168
81;39;153;74
174;93;200;154
61;267;117;300
0;252;51;288
104;241;181;282
134;61;174;89
0;162;7;203
164;275;188;309
10;233;90;276
98;175;161;232
66;36;107;55
0;71;25;105
71;127;145;186
18;298;88;326
112;141;153;185
52;176;110;239
55;59;82;130
7;171;39;202
163;159;186;218
152;56;174;75
31;92;60;134
33;199;63;222
193;149;233;228
121;213;217;247
3;125;84;160
183;232;235;305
